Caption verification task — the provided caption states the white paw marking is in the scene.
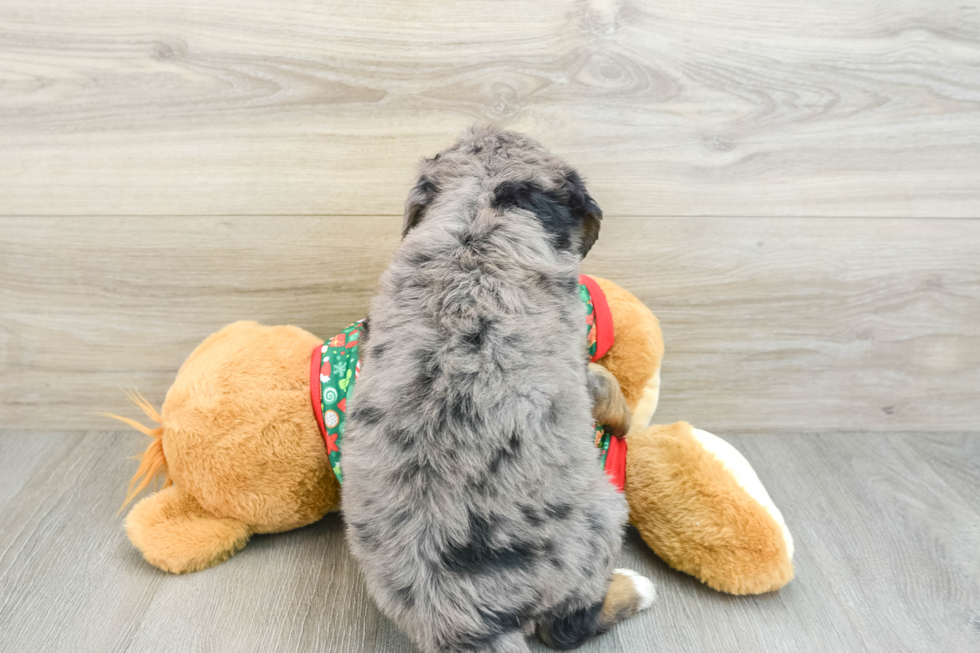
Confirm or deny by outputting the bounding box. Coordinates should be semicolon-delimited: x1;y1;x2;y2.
613;568;657;610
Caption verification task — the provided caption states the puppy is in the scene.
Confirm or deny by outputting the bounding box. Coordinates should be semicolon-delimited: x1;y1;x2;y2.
343;126;654;653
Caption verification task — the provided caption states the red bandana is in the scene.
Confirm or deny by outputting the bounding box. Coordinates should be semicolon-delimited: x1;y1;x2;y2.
580;275;627;492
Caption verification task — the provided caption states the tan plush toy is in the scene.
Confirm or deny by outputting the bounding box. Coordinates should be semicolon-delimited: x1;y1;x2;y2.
584;278;794;595
111;276;793;595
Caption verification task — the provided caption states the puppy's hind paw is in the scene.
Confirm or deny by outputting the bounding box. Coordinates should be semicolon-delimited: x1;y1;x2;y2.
612;568;656;611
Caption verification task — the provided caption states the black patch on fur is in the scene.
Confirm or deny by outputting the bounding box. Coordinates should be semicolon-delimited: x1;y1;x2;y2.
531;270;554;292
410;348;442;396
442;512;538;575
348;520;380;552
521;504;544;527
561;170;603;257
561;274;579;294
390;509;411;529
407;249;434;267
460;224;500;254
537;601;605;650
467;475;498;498
487;451;504;475
479;605;524;632
501;331;529;355
393;583;415;609
586;512;605;534
370;341;386;361
461;316;493;349
395;457;437;485
557;303;580;331
386;427;416;451
446;392;477;431
545;400;562;427
403;175;438;237
491;171;602;258
541;539;557;556
493;181;575;251
351;403;383;426
488;431;521;475
545;502;573;520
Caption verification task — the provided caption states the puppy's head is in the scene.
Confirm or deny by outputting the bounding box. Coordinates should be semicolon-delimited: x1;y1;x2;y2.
402;125;603;258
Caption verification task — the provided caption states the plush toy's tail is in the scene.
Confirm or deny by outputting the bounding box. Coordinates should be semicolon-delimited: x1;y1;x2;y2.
104;389;253;574
101;391;172;510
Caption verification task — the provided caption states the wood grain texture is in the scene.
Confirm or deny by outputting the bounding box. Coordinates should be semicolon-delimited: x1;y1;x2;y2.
2;215;978;432
726;432;980;653
902;432;980;507
584;217;980;433
1;431;978;652
1;0;979;217
0;216;400;430
0;433;378;653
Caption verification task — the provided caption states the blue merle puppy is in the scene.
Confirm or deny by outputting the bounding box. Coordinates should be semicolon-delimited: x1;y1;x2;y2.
343;126;654;653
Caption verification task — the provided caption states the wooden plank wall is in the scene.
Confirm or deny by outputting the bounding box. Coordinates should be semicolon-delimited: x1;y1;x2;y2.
1;0;979;432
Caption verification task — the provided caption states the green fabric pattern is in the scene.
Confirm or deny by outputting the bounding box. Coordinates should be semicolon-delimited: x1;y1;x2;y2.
581;281;612;468
314;320;364;484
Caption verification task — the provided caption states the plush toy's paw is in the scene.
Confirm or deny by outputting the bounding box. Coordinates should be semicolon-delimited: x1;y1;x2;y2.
125;485;251;574
625;422;794;595
587;363;632;438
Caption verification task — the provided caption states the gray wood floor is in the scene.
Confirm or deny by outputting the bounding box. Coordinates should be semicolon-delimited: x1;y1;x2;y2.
1;431;977;653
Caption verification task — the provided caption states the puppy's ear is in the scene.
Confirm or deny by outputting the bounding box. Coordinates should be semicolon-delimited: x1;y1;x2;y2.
490;169;601;257
403;175;438;238
562;170;602;257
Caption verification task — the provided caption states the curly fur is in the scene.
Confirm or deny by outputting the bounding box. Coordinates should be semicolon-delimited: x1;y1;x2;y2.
342;126;645;652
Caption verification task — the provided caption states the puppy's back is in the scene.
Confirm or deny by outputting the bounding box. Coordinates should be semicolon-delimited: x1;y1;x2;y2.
343;126;629;653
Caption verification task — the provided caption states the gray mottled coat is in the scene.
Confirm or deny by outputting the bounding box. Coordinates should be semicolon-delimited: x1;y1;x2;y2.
342;126;628;653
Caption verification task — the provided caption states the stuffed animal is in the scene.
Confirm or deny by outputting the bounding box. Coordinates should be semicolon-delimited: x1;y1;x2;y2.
110;275;793;595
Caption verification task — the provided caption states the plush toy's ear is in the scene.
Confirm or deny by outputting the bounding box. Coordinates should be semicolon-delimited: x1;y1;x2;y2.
625;422;794;595
403;174;438;237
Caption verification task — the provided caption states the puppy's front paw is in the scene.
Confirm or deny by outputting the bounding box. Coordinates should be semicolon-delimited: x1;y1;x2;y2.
587;363;632;438
604;400;632;439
